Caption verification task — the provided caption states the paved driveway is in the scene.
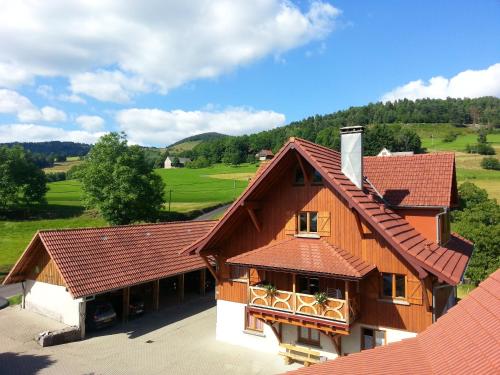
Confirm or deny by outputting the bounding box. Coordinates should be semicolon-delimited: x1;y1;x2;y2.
0;296;300;375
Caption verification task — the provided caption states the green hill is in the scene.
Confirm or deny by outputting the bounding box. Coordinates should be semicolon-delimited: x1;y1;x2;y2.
167;132;228;153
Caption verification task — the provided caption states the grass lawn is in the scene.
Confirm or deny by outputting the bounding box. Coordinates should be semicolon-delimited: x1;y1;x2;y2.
7;294;22;305
0;163;258;276
457;283;476;300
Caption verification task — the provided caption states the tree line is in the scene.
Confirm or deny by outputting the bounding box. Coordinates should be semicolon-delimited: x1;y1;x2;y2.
177;97;499;166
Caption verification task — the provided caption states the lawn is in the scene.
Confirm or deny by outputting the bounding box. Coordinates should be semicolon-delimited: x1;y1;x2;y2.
0;163;258;277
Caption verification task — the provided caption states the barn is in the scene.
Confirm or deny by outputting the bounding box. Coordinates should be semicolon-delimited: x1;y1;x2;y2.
3;220;216;338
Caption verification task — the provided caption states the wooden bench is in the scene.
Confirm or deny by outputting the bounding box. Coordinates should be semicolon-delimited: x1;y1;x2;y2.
279;343;321;367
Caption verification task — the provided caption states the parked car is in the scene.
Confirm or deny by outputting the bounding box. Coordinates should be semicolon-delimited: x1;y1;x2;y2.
129;295;145;316
86;302;117;330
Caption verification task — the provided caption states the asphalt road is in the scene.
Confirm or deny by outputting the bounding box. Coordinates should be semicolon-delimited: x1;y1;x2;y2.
194;204;230;221
0;283;21;298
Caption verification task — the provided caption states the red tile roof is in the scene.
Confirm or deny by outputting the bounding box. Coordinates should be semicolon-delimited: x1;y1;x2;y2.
4;221;216;298
285;268;500;375
227;238;375;279
186;138;472;285
364;153;458;207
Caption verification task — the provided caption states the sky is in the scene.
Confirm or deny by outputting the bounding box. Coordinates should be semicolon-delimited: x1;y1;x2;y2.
0;0;499;146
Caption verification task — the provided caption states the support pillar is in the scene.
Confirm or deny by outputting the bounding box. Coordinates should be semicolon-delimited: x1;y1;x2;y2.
292;273;296;314
153;280;160;311
123;287;130;323
199;269;206;296
177;274;185;303
79;300;86;339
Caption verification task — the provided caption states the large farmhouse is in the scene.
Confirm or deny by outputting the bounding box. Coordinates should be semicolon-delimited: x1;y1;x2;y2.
3;126;473;361
182;126;473;359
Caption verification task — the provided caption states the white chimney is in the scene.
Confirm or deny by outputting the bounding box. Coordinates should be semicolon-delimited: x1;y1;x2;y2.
340;126;364;189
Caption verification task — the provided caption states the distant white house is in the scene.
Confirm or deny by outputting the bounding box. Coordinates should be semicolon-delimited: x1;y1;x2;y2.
377;147;414;157
164;156;191;169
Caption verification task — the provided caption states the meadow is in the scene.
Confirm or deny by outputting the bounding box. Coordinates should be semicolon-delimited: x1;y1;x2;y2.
0;163;258;277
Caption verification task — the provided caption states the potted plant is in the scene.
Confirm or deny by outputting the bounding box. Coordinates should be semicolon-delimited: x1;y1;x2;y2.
263;283;277;305
314;292;328;315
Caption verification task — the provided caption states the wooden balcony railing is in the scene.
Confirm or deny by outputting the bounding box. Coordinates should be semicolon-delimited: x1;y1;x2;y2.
249;286;359;324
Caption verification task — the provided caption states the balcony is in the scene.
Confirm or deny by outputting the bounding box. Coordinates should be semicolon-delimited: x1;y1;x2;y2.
248;285;359;325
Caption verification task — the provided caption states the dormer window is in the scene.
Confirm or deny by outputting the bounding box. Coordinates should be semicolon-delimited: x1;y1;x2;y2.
294;167;305;185
299;212;318;233
312;170;323;185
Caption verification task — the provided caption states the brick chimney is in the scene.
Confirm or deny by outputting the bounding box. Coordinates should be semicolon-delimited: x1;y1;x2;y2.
340;126;364;189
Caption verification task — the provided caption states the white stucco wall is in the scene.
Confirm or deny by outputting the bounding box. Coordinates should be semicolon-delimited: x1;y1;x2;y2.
216;300;339;359
23;280;83;327
341;322;417;355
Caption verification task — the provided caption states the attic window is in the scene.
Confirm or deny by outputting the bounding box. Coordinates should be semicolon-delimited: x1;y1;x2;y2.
294;167;305;185
312;170;323;185
299;212;318;233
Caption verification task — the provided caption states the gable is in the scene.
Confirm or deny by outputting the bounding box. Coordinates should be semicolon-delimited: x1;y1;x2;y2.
187;137;471;285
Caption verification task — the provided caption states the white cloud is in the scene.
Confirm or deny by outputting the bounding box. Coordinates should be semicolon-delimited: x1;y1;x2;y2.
0;62;32;88
0;124;105;144
116;107;286;146
58;93;86;104
0;88;67;122
0;1;340;101
382;63;500;102
70;71;151;103
76;115;105;132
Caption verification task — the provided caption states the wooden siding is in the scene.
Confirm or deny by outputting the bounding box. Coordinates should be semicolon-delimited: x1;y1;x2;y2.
213;162;434;333
25;240;66;286
395;208;440;243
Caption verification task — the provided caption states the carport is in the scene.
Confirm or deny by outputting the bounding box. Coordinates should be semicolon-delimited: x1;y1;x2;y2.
3;221;217;338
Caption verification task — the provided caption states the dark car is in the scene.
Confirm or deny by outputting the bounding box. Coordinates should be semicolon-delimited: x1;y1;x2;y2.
86;302;117;330
129;295;145;316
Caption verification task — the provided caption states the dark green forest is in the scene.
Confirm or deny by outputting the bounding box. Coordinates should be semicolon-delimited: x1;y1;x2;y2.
178;97;499;165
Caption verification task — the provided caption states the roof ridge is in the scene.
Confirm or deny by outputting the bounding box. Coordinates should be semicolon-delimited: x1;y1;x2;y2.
38;219;217;233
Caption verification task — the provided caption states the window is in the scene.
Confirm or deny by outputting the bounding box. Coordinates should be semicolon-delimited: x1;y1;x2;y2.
312;170;323;185
230;265;248;280
298;212;318;233
246;311;264;332
298;327;320;346
361;327;385;350
294;167;305;185
381;273;406;299
298;276;320;295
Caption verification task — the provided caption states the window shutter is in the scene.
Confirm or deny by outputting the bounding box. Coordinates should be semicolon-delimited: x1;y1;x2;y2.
249;268;264;285
318;211;331;236
285;211;297;235
407;278;423;305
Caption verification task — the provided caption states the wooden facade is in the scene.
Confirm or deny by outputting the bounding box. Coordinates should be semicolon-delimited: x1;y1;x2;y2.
209;156;435;333
24;239;66;286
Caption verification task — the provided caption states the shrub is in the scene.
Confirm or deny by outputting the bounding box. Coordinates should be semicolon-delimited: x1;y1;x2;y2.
443;131;458;143
481;157;500;170
45;172;67;182
466;143;496;155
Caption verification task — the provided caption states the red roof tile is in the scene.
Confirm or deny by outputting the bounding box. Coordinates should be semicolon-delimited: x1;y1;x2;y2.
364;153;457;207
227;238;375;279
4;221;216;298
284;268;500;375
186;138;472;285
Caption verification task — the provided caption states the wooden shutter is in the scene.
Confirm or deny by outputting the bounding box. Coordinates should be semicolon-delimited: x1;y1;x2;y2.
249;268;264;285
407;278;423;305
285;211;297;235
318;211;331;236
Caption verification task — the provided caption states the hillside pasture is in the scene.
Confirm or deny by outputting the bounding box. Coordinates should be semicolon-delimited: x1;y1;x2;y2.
43;156;82;173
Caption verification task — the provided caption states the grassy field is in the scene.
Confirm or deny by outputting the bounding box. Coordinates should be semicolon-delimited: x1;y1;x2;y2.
457;283;476;300
0;163;258;276
43;156;82;173
167;140;202;153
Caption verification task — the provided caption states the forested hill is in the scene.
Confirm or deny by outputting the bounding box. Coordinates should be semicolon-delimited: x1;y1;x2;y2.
0;141;91;157
180;97;499;165
167;132;227;148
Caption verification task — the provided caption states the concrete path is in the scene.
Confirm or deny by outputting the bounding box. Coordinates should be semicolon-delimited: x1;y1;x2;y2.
194;204;230;221
0;283;21;298
0;296;301;375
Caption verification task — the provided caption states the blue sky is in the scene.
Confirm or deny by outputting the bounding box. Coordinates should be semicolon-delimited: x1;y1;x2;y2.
0;0;498;146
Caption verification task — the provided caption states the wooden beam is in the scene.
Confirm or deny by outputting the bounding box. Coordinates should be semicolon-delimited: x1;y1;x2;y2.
344;280;350;326
329;334;342;356
269;323;282;343
122;286;130;323
295;152;310;184
201;255;220;283
177;274;185;303
152;279;160;311
199;268;206;296
421;278;432;313
292;273;296;315
353;210;372;236
246;206;261;232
